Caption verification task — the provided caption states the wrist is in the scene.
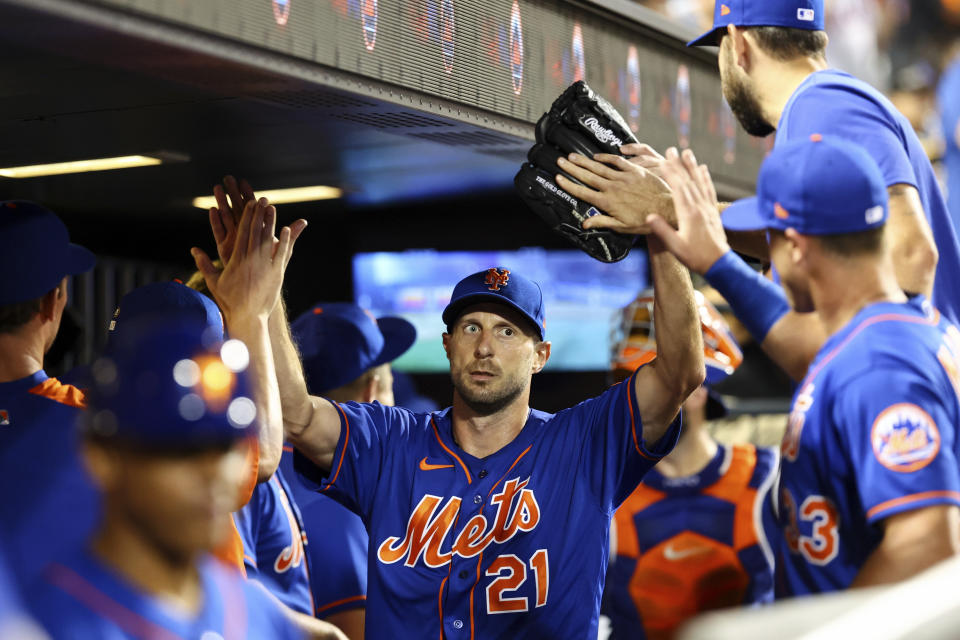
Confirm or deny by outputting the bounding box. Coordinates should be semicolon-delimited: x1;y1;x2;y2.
704;251;790;343
224;311;270;336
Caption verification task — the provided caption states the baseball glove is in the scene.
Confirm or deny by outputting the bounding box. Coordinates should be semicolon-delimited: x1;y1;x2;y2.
515;81;638;263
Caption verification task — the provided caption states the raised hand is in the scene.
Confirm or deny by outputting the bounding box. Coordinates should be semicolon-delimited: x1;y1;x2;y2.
555;151;675;235
209;176;257;265
620;143;667;180
192;197;307;324
645;148;731;275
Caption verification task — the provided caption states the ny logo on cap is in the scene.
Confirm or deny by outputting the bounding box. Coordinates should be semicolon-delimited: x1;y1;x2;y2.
0;410;9;426
485;268;511;291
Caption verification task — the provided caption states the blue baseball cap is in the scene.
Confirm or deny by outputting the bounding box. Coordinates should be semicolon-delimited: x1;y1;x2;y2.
292;303;417;394
441;268;546;340
687;0;824;47
0;201;95;305
108;282;224;346
721;135;888;235
84;319;257;449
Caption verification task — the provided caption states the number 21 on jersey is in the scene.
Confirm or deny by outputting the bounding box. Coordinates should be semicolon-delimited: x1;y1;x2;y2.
485;549;549;614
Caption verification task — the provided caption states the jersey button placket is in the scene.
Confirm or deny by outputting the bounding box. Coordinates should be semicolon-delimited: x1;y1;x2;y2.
473;494;483;505
478;469;488;478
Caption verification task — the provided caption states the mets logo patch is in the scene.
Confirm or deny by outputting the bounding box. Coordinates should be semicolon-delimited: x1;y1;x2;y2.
0;410;8;425
871;403;940;472
485;268;510;291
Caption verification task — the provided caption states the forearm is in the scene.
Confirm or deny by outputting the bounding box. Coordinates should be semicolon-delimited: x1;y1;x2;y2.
268;303;341;469
851;505;960;588
703;251;823;381
649;240;704;398
268;302;314;431
227;314;284;482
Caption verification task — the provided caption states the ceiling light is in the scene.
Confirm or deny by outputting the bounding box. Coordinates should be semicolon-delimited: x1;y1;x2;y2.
192;185;342;209
0;152;187;178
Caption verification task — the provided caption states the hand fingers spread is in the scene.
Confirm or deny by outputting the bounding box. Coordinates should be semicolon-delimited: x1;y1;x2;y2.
581;213;625;231
263;204;278;252
557;155;614;188
555;174;604;207
214;184;230;216
239;178;256;203
645;214;687;257
621;143;662;160
225;175;244;217
190;248;220;295
275;225;293;271
288;219;308;246
209;207;226;247
698;164;718;205
248;198;268;255
234;200;257;259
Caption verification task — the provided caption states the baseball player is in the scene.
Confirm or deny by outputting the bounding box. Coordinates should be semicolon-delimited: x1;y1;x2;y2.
26;320;304;639
0;201;98;591
216;171;708;637
108;281;266;576
646;138;960;592
602;290;778;638
275;303;418;639
558;0;960;380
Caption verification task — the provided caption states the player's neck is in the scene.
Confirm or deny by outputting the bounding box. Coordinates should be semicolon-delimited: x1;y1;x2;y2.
762;57;829;131
0;330;45;383
451;389;530;459
91;519;203;615
654;421;717;478
812;257;907;336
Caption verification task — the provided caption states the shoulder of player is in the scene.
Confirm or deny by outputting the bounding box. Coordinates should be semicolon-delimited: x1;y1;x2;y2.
821;311;944;377
27;376;87;410
789;75;898;126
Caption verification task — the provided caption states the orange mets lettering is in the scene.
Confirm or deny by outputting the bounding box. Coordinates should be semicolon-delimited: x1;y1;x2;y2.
274;479;305;573
782;383;815;461
377;478;541;568
485;268;511;291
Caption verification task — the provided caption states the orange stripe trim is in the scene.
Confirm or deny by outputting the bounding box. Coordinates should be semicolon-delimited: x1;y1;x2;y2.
431;417;472;484
626;368;657;461
866;490;960;521
315;594;366;614
28;377;86;409
806;312;939;383
437;577;448;640
322;403;350;492
282;444;294;453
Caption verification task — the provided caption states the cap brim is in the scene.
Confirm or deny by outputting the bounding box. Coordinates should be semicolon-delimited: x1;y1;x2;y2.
65;243;96;275
687;27;722;47
721;197;767;232
375;316;417;366
442;294;544;340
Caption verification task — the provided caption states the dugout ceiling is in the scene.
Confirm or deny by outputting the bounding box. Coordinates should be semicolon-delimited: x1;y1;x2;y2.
0;0;764;228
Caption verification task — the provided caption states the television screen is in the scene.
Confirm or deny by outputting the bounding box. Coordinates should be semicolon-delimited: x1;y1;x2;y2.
353;248;648;372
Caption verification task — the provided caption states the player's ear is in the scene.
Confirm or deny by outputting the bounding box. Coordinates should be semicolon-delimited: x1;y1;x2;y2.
728;25;751;70
38;281;64;322
442;332;451;360
531;340;551;374
785;228;808;266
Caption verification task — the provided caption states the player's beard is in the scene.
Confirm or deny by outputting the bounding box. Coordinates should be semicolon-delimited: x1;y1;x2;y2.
451;367;528;416
720;46;775;138
724;77;775;138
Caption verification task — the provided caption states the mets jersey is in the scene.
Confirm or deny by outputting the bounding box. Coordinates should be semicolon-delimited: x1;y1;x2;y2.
0;371;99;591
777;297;960;595
776;69;960;322
294;368;680;640
28;550;301;639
234;468;313;614
280;445;369;618
603;443;778;639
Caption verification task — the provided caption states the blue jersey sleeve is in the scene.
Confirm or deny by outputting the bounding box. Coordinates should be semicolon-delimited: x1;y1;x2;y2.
832;369;960;525
782;84;917;189
564;366;681;511
294;401;414;522
241;580;305;640
233;485;265;573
